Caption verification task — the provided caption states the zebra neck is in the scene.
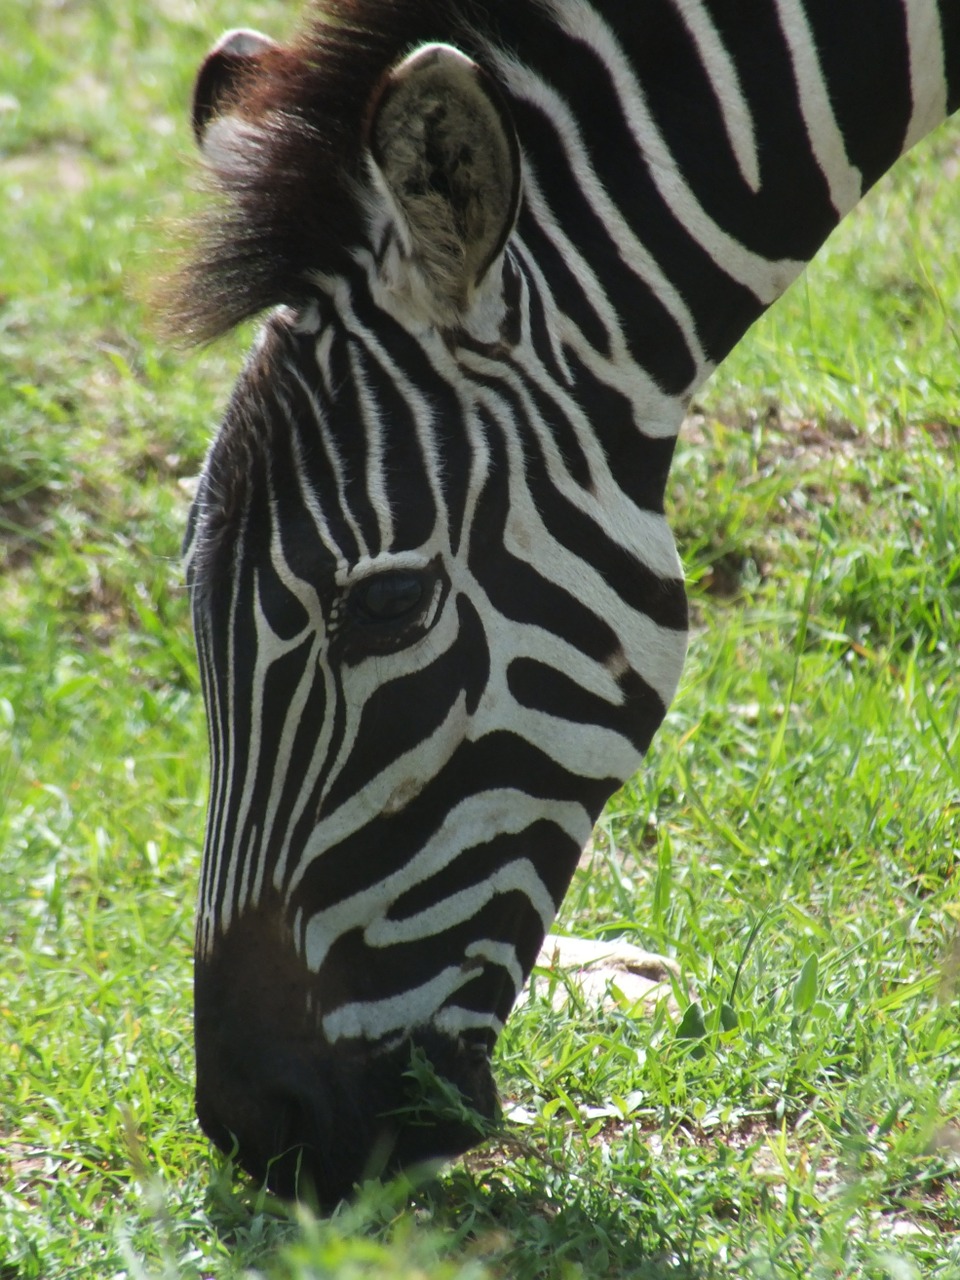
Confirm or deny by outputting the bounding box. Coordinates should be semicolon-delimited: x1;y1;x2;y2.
485;0;958;400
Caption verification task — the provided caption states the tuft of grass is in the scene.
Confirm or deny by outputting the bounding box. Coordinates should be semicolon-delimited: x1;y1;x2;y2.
2;3;959;1276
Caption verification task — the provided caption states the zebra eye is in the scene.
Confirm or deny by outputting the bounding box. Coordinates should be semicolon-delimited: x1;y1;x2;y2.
348;571;425;625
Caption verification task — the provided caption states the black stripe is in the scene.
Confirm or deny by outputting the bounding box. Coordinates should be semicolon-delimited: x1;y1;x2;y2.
516;9;763;368
507;655;666;754
320;593;489;814
280;365;364;564
561;345;678;514
694;0;838;258
513;207;613;359
510;95;697;393
477;380;688;632
939;0;960;114
288;730;617;918
804;0;912;191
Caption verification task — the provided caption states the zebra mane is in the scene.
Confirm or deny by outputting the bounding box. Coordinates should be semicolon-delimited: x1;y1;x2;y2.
166;0;478;343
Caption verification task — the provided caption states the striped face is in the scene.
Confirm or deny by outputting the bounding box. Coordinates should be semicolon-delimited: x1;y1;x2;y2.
186;273;688;1197
182;33;690;1201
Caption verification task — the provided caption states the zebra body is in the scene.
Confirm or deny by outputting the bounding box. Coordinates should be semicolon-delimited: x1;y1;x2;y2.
175;0;960;1200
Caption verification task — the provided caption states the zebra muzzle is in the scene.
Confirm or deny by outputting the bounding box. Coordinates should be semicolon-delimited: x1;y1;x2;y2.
194;1019;498;1203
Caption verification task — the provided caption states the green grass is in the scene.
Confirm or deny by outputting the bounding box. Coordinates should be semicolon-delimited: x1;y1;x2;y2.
2;3;959;1277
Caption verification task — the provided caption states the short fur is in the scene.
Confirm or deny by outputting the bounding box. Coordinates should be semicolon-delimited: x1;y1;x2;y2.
165;0;494;343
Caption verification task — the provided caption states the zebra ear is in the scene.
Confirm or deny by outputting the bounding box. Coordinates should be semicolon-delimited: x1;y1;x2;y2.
366;43;521;328
192;28;277;153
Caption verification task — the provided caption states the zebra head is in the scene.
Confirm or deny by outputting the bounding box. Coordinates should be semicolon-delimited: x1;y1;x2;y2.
181;12;688;1203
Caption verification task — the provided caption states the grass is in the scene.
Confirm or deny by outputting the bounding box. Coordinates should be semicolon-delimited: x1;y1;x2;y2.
1;2;959;1276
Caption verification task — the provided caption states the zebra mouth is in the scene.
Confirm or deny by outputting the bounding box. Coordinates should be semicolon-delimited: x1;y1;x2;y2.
195;1023;499;1203
193;889;520;1201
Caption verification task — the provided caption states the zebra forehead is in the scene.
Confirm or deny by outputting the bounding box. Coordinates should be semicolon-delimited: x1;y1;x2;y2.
188;319;349;574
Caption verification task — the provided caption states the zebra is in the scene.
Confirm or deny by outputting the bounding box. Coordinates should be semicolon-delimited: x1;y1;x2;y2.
169;0;960;1203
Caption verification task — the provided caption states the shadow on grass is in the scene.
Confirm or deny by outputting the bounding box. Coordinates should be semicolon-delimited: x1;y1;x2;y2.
191;1052;715;1278
196;1147;716;1280
418;1162;715;1280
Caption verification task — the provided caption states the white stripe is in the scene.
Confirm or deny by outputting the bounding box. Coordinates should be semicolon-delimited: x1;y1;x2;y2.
201;514;246;947
227;563;311;918
264;651;336;894
491;51;711;382
327;275;450;542
457;344;687;581
903;0;949;150
505;239;574;384
465;939;525;997
454;395;495;554
196;622;225;956
287;383;347;573
484;617;627;709
365;859;557;948
348;344;394;550
250;492;330;901
773;0;863;216
472;381;688;710
299;789;590;970
292;693;469;903
283;368;370;560
322;965;475;1042
512;229;689;438
529;0;806;304
434;1006;505;1037
674;0;761;192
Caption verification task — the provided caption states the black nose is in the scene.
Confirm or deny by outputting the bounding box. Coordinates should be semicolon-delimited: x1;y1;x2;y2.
195;1027;499;1203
